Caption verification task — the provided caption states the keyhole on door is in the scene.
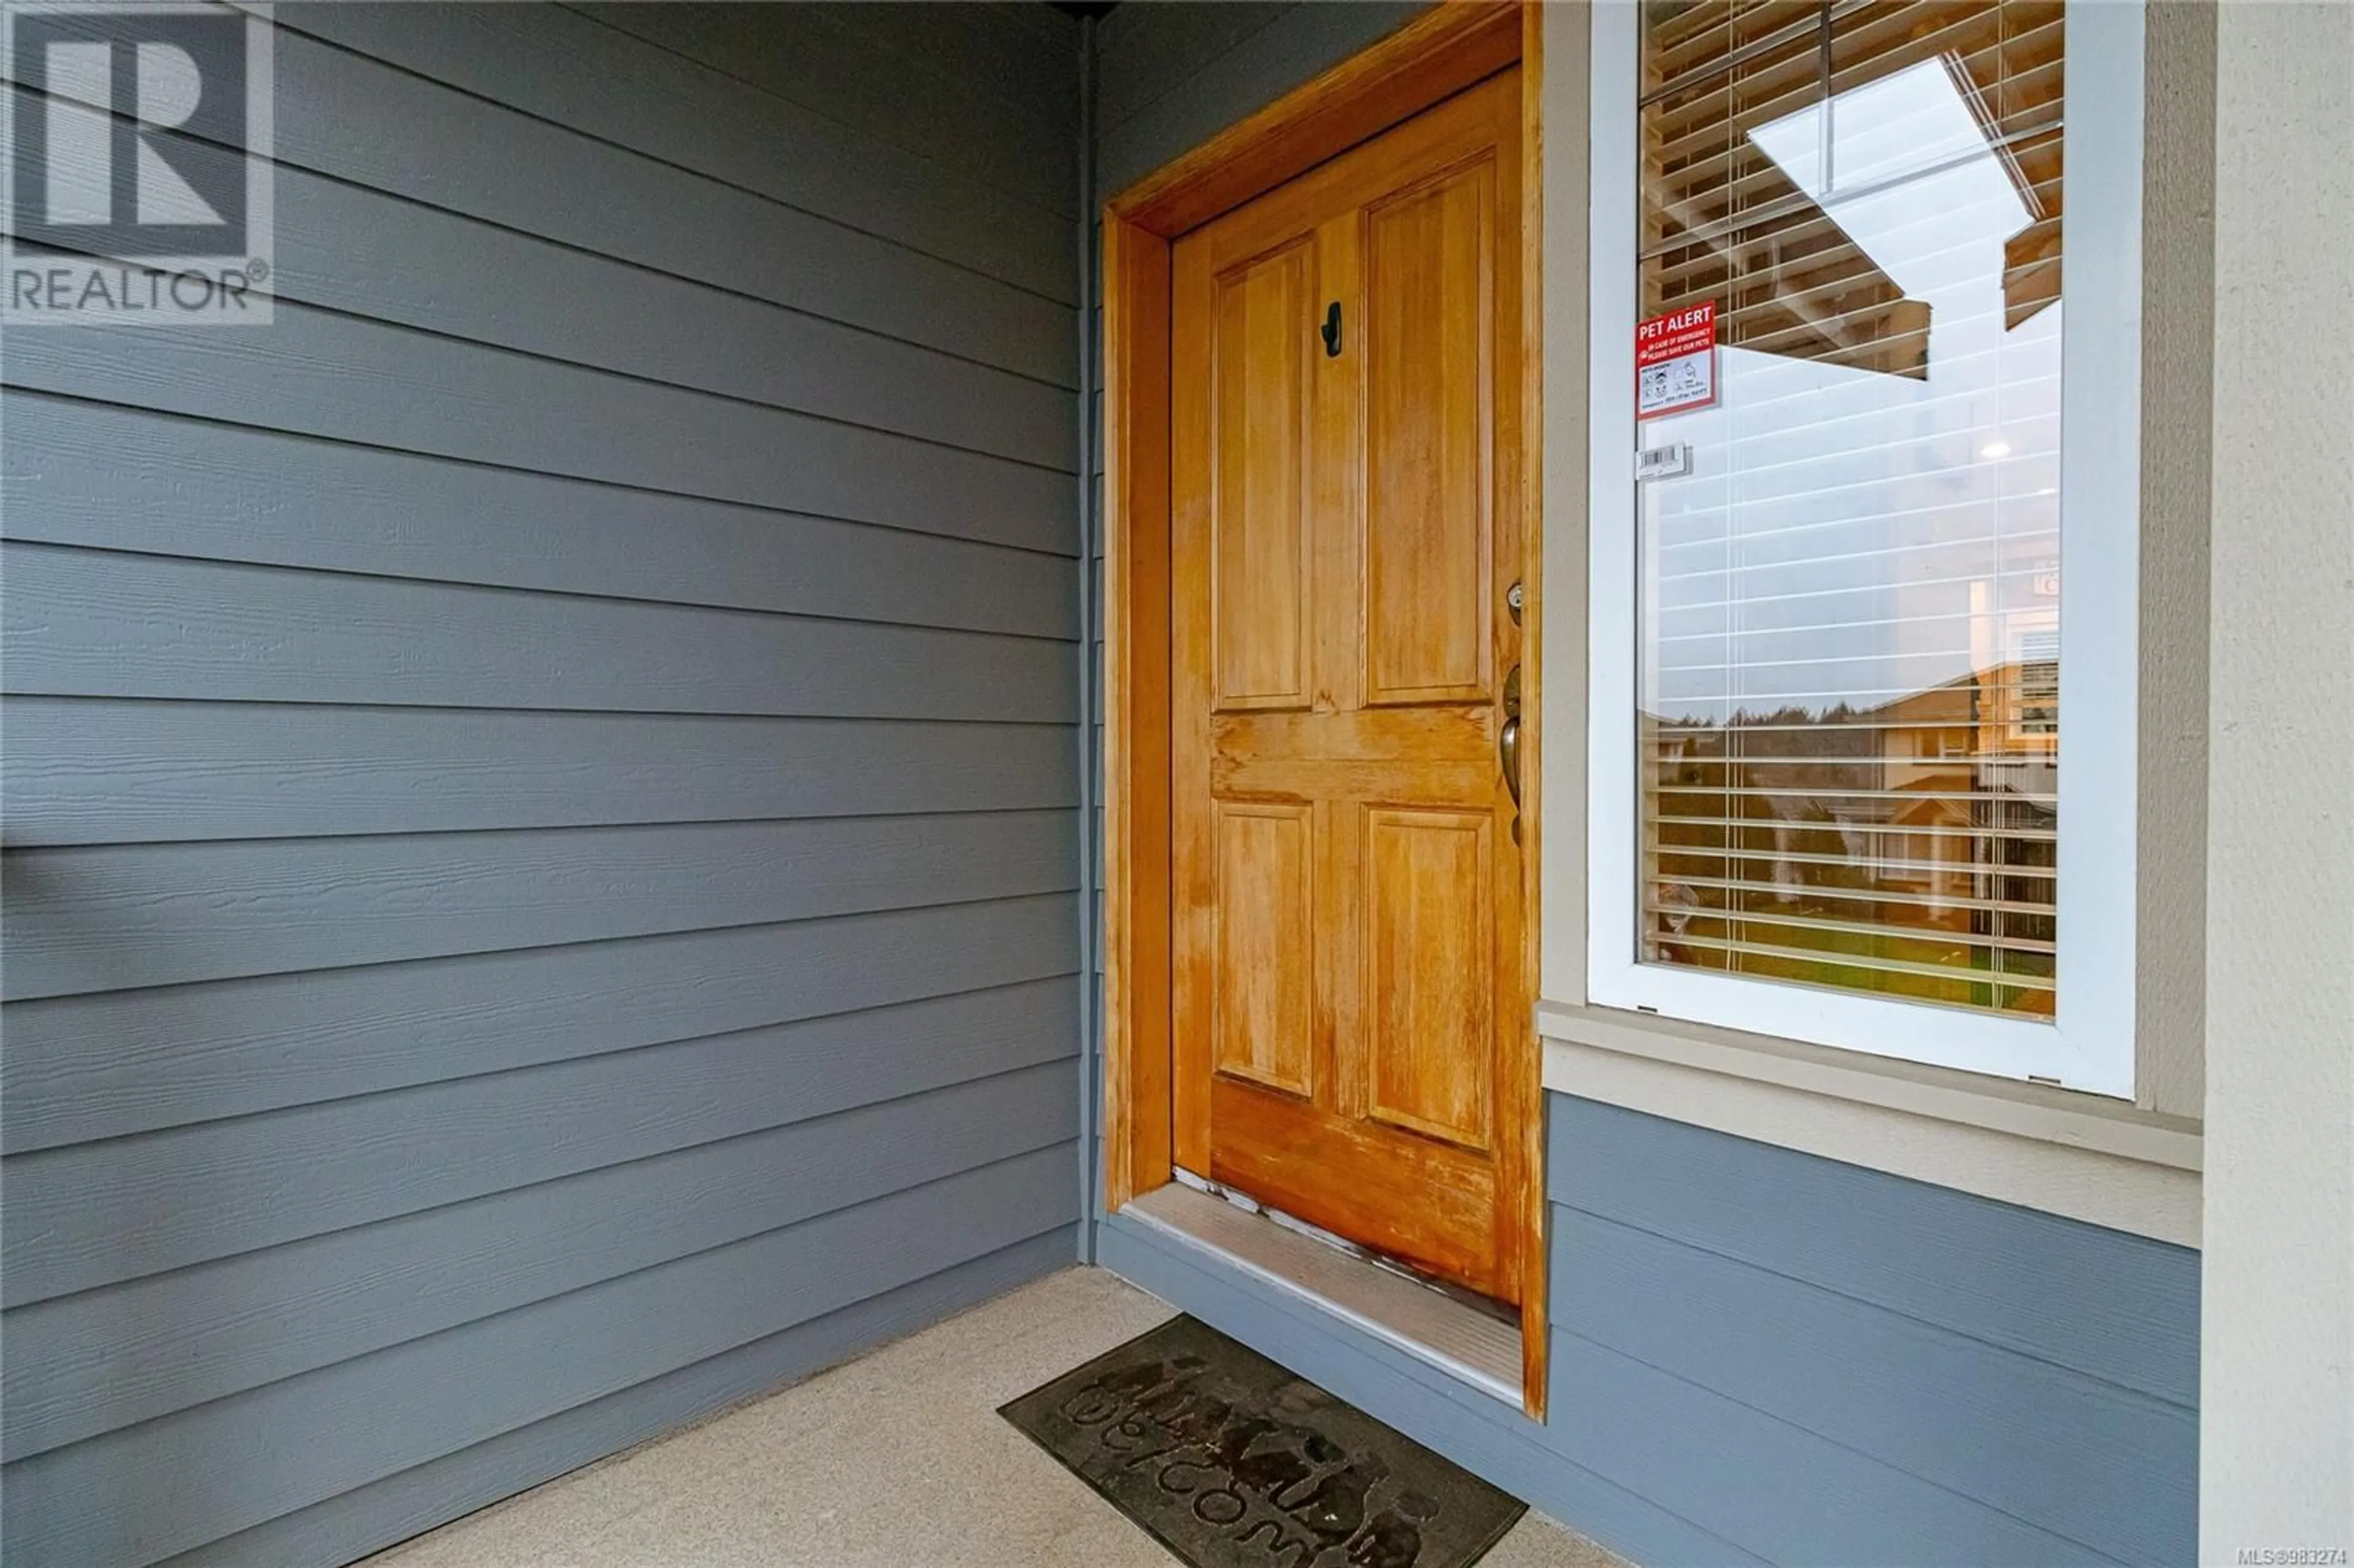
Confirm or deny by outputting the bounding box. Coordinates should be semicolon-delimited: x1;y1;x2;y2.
1320;302;1342;357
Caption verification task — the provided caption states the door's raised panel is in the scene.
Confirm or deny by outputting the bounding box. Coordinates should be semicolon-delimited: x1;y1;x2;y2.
1213;802;1314;1096
1363;161;1494;706
1362;806;1493;1150
1211;242;1314;712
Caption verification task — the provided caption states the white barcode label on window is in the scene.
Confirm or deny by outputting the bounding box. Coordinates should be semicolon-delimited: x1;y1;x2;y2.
1635;443;1691;480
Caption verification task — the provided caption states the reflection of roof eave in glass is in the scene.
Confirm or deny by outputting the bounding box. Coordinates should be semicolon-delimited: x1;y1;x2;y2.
1743;53;2045;371
1752;205;1932;381
1643;91;1932;379
2001;227;2060;333
1653;178;1931;384
1934;50;2063;333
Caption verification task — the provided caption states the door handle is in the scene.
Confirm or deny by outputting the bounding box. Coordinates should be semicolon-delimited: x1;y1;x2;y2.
1499;664;1522;808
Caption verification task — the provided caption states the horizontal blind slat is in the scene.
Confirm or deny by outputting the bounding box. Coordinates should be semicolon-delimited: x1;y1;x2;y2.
1656;872;2062;918
1650;783;2059;805
1650;812;2057;843
1647;901;2059;956
1645;932;2057;1008
1653;843;2058;882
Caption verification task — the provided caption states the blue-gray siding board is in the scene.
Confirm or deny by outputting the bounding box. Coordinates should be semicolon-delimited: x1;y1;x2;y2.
165;1233;1077;1568
1107;1097;2200;1568
0;6;1081;1565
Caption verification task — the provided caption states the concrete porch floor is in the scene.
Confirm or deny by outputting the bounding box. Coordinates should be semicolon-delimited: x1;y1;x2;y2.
365;1266;1628;1567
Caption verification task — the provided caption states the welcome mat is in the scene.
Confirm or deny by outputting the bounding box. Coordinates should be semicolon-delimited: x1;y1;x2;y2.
1000;1315;1526;1568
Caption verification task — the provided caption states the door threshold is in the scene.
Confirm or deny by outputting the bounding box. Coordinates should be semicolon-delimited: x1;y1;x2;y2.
1119;1183;1525;1410
1167;1167;1520;1328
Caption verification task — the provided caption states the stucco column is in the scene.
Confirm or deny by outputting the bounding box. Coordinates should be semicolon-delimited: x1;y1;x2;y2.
2199;2;2354;1559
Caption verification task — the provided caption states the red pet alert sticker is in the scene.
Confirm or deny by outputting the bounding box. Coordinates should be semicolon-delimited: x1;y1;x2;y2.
1636;301;1717;420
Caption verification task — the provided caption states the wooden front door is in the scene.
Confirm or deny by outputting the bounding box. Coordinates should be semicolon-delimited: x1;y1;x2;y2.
1168;69;1528;1305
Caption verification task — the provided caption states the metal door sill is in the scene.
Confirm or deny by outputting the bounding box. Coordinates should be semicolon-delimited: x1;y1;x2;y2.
1119;1182;1525;1410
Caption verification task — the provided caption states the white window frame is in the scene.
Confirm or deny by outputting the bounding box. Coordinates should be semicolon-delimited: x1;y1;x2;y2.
1584;1;2146;1100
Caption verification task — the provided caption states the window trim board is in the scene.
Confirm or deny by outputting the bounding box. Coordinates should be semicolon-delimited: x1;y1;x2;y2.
1538;1003;2201;1248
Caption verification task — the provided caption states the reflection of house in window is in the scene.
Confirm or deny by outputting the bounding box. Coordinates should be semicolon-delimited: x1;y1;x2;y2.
1640;684;2059;1018
1843;661;2057;911
2012;628;2060;736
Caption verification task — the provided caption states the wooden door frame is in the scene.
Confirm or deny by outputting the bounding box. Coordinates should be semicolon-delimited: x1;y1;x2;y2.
1100;1;1548;1418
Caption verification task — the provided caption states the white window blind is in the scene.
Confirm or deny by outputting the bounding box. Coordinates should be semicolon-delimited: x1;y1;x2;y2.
1634;0;2069;1020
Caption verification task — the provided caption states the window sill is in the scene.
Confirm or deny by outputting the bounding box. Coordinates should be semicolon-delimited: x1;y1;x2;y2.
1537;1000;2204;1247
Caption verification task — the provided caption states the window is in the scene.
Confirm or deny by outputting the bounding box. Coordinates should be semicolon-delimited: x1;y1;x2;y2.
1588;0;2144;1097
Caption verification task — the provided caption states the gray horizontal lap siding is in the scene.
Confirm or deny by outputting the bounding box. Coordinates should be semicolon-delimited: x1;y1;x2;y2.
154;1231;1079;1568
0;5;1082;1566
1547;1101;2200;1566
1081;12;2199;1568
